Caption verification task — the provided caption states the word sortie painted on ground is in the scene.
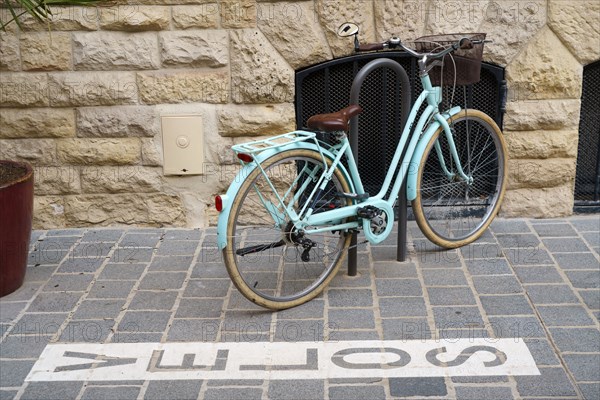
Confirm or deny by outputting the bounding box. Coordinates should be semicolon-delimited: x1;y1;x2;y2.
27;339;539;381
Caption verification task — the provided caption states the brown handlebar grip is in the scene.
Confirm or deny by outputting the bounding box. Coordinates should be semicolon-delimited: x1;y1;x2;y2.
358;43;385;51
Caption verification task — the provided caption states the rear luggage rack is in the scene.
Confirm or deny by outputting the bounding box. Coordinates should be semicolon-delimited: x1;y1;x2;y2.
231;131;316;155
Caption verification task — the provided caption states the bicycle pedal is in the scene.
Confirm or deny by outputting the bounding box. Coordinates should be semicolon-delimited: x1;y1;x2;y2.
337;192;369;201
356;205;380;219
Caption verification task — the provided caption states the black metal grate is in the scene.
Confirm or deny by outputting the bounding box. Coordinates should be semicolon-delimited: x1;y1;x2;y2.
574;60;600;210
296;52;505;197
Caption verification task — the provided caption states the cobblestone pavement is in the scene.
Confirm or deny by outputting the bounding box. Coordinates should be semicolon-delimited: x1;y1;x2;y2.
0;216;598;400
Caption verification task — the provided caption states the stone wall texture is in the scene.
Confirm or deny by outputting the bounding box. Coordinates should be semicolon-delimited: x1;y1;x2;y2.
1;0;599;228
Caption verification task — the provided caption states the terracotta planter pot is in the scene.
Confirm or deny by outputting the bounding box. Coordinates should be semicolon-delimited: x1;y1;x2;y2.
0;160;34;297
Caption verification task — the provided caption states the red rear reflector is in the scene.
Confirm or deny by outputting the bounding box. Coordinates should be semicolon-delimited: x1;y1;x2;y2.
215;196;223;212
237;153;254;163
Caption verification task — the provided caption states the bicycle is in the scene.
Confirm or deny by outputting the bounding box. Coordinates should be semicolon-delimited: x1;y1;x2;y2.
215;23;508;310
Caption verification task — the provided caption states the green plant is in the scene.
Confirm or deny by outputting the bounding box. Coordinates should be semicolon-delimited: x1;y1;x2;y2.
1;0;102;31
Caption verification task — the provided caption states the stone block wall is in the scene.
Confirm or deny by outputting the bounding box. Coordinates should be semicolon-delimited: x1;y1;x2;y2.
0;0;599;228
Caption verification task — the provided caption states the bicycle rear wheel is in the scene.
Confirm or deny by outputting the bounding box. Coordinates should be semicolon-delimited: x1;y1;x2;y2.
413;109;507;248
223;149;352;310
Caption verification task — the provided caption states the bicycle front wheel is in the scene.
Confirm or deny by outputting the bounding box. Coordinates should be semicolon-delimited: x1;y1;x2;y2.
223;149;352;310
413;109;507;248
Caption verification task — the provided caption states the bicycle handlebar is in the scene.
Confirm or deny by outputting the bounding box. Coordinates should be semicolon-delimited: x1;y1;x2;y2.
356;36;487;59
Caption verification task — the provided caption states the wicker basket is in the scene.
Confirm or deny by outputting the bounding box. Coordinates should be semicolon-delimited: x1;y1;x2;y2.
414;33;486;86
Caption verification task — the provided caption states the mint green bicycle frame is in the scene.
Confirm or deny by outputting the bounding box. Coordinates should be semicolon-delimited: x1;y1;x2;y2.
217;73;468;249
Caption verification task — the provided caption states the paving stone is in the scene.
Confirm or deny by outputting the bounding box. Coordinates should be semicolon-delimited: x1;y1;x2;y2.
503;246;554;265
328;309;375;329
110;332;163;343
81;229;123;242
13;313;68;336
375;278;422;296
515;367;577;397
329;385;386;400
191;262;229;278
129;291;178;310
57;258;105;273
206;380;263;387
81;386;140;400
549;328;600;353
454;386;514;400
226;291;271;312
24;265;57;282
523;338;561;366
332;330;381;341
37;236;79;248
20;381;83;400
221;311;274;333
525;284;581;304
563;353;600;381
275;320;325;342
43;273;94;292
121;233;162;248
554;253;599;269
73;299;126;319
0;302;28;323
98;263;147;280
514;266;564;283
0;390;17;400
491;219;531;233
582;232;600;247
28;249;68;266
479;295;534;315
205;388;262;400
579;382;600;400
570;218;600;232
328;289;373;307
465;258;512;275
117;311;172;332
72;241;114;258
496;233;540;249
59;319;115;342
139;272;187;290
381;318;430;340
371;245;400;262
460;242;504;261
379;297;427;318
565;270;600;289
183;279;230;298
432;306;484;329
330;269;373;287
424;270;470;290
44;229;81;237
144;380;202;400
109;247;154;263
579;289;600;310
198;246;222;263
537;305;595;326
416;251;463;268
156;240;199;256
268;380;323;400
87;280;136;299
373;261;418;278
532;223;578;237
0;360;35;388
0;335;51;358
488;316;545;339
427;287;477;305
164;229;202;240
543;238;590;253
472;275;523;294
389;377;447;397
276;299;324;320
148;255;194;271
175;298;224;318
27;292;82;312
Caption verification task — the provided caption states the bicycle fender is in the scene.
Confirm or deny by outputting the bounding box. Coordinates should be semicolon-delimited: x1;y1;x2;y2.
217;141;355;250
406;107;462;201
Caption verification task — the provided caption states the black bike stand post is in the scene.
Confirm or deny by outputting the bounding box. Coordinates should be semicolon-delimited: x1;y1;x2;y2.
347;58;411;276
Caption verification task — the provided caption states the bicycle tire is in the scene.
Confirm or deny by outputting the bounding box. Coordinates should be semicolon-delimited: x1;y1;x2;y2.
412;109;508;248
223;148;352;310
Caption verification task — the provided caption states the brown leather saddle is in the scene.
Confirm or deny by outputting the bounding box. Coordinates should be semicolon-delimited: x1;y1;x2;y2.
306;105;363;132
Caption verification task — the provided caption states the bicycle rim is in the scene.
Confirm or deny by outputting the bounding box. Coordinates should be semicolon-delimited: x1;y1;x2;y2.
224;149;351;309
413;110;507;247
